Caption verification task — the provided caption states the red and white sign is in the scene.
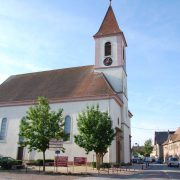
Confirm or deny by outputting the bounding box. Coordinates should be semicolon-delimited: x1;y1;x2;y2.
74;157;87;166
54;156;68;167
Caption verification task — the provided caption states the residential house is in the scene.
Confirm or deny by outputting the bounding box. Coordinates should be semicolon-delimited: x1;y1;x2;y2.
163;128;180;162
151;131;174;161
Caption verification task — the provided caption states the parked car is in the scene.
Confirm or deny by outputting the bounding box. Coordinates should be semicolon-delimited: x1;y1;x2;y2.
155;158;163;164
167;157;179;167
0;157;22;169
0;157;15;162
132;157;144;164
0;155;3;163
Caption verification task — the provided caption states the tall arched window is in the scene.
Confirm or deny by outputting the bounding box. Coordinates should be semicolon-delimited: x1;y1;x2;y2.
19;117;26;143
64;116;71;141
0;118;7;140
105;42;111;56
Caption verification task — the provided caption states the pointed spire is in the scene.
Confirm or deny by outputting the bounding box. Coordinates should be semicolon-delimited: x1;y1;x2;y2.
110;0;112;6
94;4;122;38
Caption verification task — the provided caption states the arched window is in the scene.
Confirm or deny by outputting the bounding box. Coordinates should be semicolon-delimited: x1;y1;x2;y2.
64;116;71;141
0;118;7;140
105;42;111;56
19;117;26;143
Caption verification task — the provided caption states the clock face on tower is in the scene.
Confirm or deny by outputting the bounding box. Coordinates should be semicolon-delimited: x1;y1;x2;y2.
103;57;113;66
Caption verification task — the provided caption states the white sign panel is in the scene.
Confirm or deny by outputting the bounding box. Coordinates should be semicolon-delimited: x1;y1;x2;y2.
49;139;63;150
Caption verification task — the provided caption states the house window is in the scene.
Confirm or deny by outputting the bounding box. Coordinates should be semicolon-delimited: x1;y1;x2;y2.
118;118;119;125
64;116;71;141
105;42;111;56
0;118;7;140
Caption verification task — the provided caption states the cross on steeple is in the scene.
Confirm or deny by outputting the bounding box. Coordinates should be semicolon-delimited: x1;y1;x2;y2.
110;0;112;6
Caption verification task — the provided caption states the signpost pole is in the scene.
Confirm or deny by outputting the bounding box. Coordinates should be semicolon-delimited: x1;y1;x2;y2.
54;157;55;173
86;161;87;173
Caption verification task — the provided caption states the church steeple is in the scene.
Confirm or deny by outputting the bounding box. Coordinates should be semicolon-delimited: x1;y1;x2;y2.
94;3;128;95
94;5;122;38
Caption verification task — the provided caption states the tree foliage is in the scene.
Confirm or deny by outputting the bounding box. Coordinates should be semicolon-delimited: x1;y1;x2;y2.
144;139;153;156
19;96;64;171
132;146;145;156
74;105;115;169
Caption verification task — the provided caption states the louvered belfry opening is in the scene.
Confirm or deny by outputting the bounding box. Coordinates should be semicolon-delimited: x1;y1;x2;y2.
105;42;111;56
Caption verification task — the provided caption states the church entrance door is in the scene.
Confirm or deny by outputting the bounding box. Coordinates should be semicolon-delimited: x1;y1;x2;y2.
17;147;24;160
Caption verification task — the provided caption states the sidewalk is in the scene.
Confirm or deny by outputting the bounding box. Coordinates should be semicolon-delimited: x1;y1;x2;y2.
0;164;151;179
24;164;147;175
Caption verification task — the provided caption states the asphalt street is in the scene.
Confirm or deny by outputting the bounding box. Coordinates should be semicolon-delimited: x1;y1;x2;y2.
77;164;180;179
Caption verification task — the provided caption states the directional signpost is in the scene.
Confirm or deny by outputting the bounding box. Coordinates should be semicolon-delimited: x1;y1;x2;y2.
49;139;65;172
49;139;63;150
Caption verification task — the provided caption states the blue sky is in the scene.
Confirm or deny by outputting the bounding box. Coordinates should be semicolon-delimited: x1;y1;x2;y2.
0;0;180;146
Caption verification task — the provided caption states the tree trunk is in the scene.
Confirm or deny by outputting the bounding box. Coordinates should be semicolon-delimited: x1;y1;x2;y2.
100;154;103;164
43;151;46;172
96;153;100;170
96;153;103;170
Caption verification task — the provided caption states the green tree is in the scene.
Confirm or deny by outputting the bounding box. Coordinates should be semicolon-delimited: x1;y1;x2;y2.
144;139;153;156
19;97;64;172
74;105;115;170
132;146;145;156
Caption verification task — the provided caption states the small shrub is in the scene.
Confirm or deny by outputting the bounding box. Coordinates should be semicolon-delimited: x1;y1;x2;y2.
36;159;43;166
36;159;54;166
16;160;22;165
92;162;96;168
26;160;37;166
112;163;120;168
126;162;132;166
120;162;132;166
100;163;111;169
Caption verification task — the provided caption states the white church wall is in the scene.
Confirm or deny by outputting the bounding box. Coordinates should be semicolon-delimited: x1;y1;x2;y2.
108;99;122;163
122;125;130;163
0;105;30;158
95;67;124;93
121;97;131;163
0;98;123;163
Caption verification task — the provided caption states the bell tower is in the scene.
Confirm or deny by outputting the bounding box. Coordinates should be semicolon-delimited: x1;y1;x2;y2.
94;3;127;98
94;2;131;163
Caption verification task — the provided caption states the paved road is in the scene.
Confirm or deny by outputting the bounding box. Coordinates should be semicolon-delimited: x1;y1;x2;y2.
0;164;179;180
77;164;180;180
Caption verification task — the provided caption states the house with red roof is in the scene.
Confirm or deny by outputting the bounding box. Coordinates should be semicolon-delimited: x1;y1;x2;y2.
163;128;180;162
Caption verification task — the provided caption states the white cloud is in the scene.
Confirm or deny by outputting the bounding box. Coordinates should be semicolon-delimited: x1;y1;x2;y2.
0;53;46;73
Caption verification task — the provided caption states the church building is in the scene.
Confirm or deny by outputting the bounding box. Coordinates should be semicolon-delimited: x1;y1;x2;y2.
0;3;132;164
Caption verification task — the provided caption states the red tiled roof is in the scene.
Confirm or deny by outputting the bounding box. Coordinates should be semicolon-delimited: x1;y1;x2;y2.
174;127;180;135
94;5;122;38
163;129;180;145
0;65;119;106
